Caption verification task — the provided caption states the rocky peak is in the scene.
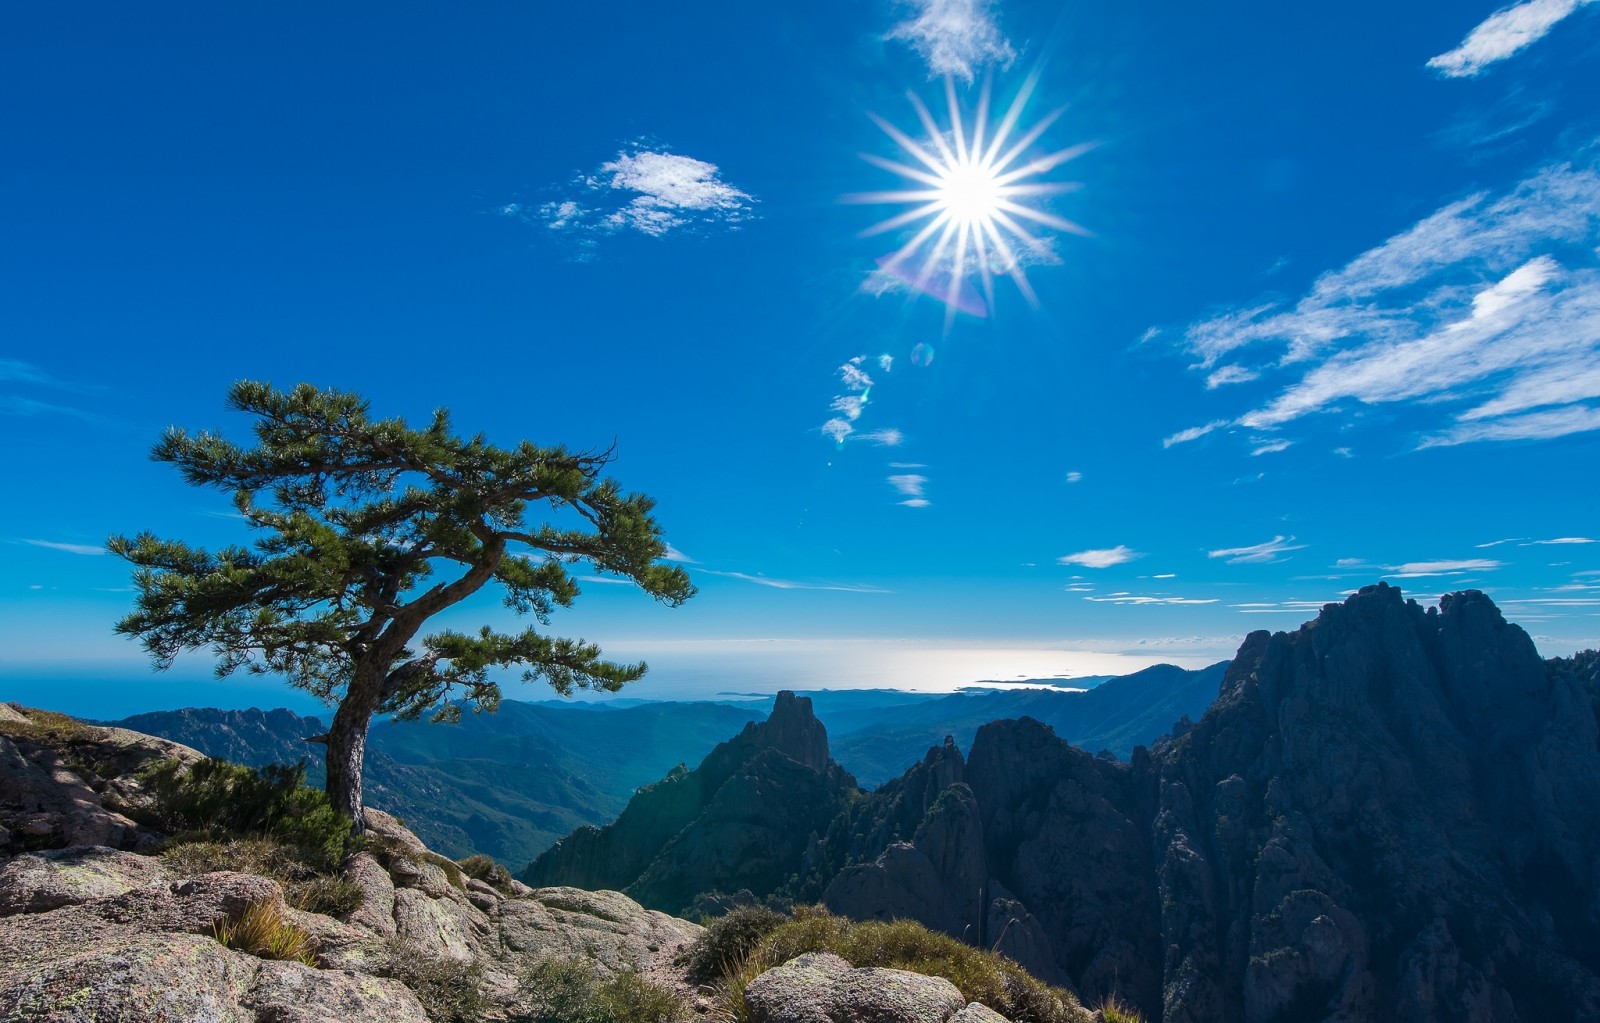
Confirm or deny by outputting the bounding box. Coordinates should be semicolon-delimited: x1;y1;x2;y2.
737;690;831;771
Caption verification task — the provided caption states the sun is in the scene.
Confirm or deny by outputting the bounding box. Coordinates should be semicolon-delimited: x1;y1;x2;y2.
850;75;1093;318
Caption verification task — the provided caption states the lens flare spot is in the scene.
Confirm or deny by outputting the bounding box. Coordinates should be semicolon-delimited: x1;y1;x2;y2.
911;343;936;367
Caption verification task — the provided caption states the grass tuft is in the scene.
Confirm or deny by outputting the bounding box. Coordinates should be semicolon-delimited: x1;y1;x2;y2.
677;905;790;987
458;853;517;893
212;898;318;966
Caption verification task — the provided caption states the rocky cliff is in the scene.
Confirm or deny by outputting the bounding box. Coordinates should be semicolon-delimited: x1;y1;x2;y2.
526;691;860;915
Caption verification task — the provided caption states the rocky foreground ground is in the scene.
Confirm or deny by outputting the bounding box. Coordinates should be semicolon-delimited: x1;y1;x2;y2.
0;702;1083;1023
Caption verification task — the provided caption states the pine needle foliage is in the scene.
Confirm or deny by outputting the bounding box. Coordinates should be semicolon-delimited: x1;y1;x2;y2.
109;381;694;828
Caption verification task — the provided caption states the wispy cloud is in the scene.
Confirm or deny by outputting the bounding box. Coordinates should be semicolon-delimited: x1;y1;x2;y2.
1174;161;1600;450
820;356;903;447
1058;545;1141;569
1384;558;1503;578
1231;598;1345;614
1206;365;1259;389
578;575;635;586
1064;471;1083;483
661;543;697;564
1209;535;1306;565
1530;536;1596;544
514;145;755;247
1163;420;1227;448
885;0;1016;82
1426;0;1596;79
1251;438;1293;456
888;473;930;507
20;539;106;556
1083;593;1218;605
700;569;891;593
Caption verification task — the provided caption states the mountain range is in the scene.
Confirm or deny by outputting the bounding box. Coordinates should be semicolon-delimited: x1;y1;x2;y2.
529;586;1600;1021
98;660;1224;868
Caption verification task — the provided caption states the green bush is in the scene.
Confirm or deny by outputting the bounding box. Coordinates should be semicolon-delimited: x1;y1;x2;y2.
676;904;790;986
718;907;1087;1023
142;758;350;868
516;956;684;1023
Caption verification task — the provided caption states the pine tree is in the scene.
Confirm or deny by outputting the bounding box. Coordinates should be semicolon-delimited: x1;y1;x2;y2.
110;381;694;833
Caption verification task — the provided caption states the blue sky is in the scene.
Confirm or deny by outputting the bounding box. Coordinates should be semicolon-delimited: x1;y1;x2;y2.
4;0;1600;713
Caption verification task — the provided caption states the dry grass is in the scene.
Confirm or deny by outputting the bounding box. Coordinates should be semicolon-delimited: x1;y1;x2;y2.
713;907;1088;1023
1094;993;1146;1023
212;899;318;966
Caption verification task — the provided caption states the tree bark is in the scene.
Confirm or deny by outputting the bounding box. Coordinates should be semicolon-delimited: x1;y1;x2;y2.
324;665;384;837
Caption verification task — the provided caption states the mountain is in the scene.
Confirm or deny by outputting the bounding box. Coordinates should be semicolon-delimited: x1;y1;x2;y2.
525;691;860;914
532;586;1600;1021
827;661;1226;787
103;700;764;868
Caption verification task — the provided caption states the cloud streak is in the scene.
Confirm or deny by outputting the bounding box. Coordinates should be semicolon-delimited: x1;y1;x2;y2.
1426;0;1596;79
21;539;106;556
1209;536;1306;565
700;570;891;593
888;474;930;507
1174;161;1600;450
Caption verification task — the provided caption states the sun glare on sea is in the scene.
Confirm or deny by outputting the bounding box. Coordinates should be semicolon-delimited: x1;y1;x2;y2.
851;74;1093;318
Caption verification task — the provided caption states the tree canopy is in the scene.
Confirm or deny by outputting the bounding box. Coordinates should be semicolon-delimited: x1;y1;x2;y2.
111;381;694;829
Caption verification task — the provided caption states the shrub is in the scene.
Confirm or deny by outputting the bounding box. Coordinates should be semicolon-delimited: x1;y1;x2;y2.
717;908;1086;1023
516;956;685;1023
458;853;516;893
141;757;350;868
676;904;790;986
212;899;317;966
380;941;490;1023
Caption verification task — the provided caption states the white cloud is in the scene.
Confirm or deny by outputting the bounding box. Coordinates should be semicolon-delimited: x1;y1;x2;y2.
1530;536;1597;544
853;428;905;446
1064;471;1083;483
878;354;895;372
1058;545;1141;569
886;0;1016;82
890;462;926;468
1163;420;1228;448
700;569;890;593
578;575;634;585
1230;598;1346;614
1209;535;1306;565
839;362;874;392
1175;162;1600;449
20;539;105;556
1427;0;1596;79
1083;594;1218;605
1206;365;1260;389
888;474;930;507
661;543;697;564
822;418;855;444
529;145;755;242
1384;558;1503;577
1251;438;1293;456
831;395;868;421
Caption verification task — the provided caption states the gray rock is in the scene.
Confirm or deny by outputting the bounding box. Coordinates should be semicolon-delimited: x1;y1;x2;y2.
0;846;172;916
950;1003;1011;1023
746;953;969;1023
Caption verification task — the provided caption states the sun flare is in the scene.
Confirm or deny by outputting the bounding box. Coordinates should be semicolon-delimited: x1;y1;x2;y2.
850;75;1093;318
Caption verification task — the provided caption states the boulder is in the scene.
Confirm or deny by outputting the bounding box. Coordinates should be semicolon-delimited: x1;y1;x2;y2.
0;846;172;916
745;952;972;1023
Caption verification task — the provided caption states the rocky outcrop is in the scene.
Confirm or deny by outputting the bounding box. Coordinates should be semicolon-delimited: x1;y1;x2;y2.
744;952;971;1023
527;691;860;915
0;708;205;855
0;705;705;1022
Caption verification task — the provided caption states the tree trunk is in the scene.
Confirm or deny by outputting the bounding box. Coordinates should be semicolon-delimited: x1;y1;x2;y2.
324;668;383;838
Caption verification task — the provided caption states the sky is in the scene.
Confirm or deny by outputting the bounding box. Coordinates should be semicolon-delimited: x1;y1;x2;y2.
3;0;1600;714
